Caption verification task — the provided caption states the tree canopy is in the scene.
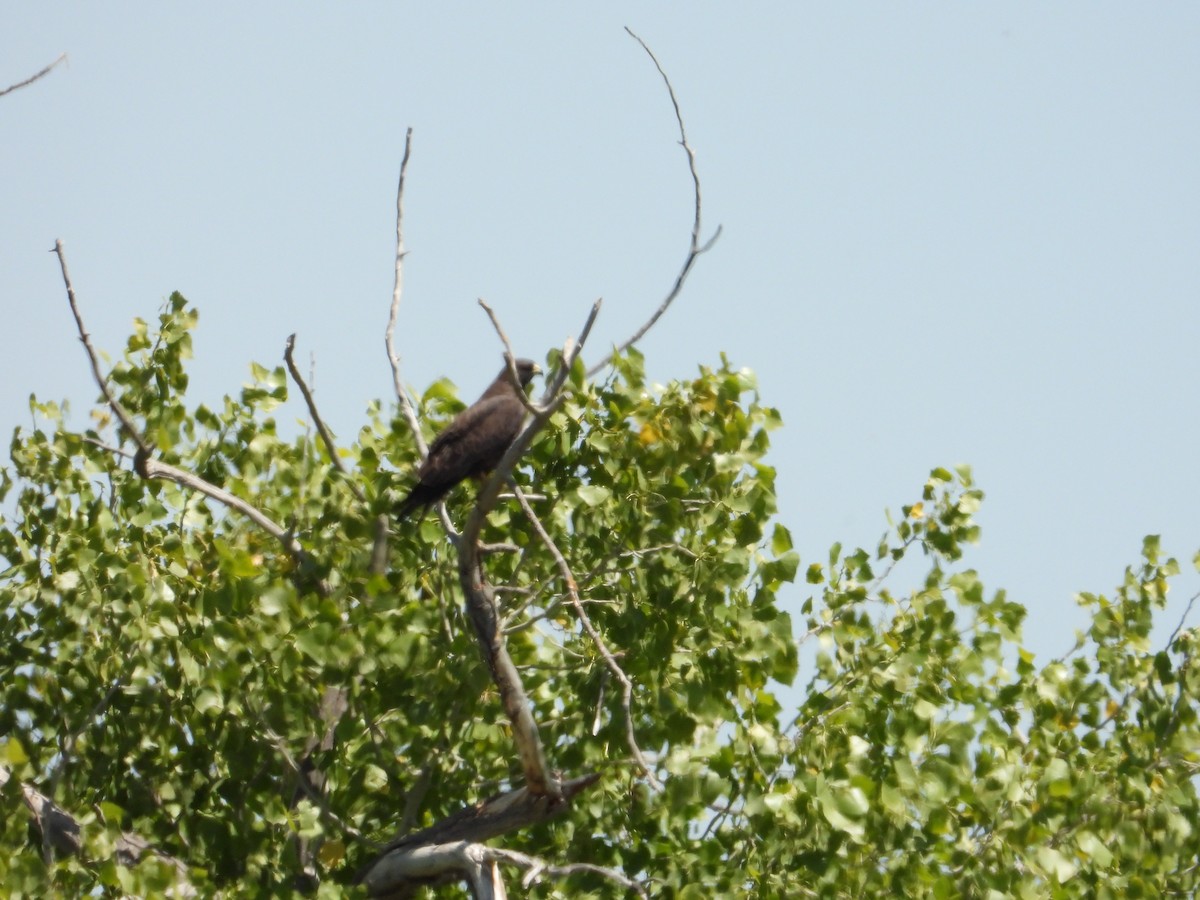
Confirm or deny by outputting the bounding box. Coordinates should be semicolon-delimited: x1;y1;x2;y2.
0;292;1197;898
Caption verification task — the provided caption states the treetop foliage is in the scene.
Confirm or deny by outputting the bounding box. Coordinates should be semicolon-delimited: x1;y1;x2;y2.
1;295;1197;897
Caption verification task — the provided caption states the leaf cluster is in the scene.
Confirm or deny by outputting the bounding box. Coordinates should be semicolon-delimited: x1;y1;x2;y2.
1;298;1197;898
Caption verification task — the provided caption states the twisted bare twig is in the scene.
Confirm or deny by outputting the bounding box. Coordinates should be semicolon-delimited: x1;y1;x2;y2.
587;29;721;377
487;845;648;897
54;241;150;455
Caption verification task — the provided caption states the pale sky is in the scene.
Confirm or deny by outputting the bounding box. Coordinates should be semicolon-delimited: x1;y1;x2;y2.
4;5;1198;679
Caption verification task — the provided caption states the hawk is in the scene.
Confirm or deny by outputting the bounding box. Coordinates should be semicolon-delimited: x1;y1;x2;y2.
397;358;541;519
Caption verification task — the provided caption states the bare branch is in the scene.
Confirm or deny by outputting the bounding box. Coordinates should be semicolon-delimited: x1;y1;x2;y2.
455;566;555;795
1166;587;1200;650
134;452;307;559
553;299;602;395
478;298;542;416
360;837;647;900
82;436;134;459
1;53;66;98
588;30;720;377
487;846;648;898
53;240;150;455
284;333;366;502
512;486;663;791
359;774;600;894
385;128;428;457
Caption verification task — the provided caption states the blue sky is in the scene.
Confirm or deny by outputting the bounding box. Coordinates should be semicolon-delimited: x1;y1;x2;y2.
4;5;1198;675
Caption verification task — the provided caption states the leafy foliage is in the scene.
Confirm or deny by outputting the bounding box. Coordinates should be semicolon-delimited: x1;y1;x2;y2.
1;296;1197;897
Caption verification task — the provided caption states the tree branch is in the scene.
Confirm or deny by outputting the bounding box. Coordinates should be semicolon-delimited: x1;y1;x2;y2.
54;240;150;455
1;53;66;99
487;845;648;897
385;128;427;458
477;298;544;417
587;29;721;378
358;774;601;895
512;486;663;791
284;333;365;502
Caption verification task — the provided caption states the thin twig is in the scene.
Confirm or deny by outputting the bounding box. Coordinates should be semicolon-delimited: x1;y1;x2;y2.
587;30;721;377
82;436;135;460
478;298;543;416
486;845;648;898
1;53;66;98
385;128;427;457
1165;588;1200;650
553;299;602;394
512;486;663;791
284;333;365;502
54;240;149;454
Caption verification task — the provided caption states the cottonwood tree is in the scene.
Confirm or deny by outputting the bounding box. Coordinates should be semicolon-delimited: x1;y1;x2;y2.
3;33;1200;900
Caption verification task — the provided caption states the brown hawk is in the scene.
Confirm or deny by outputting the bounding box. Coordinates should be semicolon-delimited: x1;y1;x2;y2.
397;358;540;519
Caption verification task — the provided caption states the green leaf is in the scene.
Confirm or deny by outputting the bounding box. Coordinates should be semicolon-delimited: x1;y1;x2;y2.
575;484;612;507
1035;846;1078;883
770;523;793;555
2;738;29;766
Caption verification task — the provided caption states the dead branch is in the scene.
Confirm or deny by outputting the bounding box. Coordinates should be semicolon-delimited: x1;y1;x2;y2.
487;845;648;897
82;436;135;459
478;298;543;417
358;773;601;895
1;53;66;99
284;333;366;502
362;838;648;900
587;29;721;378
455;568;555;796
133;451;308;560
385;128;427;457
1166;587;1200;650
54;240;150;455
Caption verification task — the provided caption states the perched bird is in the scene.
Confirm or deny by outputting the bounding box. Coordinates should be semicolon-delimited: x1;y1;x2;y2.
397;358;541;519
